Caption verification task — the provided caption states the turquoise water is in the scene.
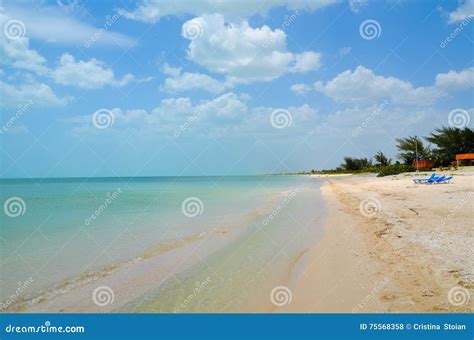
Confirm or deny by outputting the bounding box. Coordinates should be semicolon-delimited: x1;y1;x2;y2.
0;176;326;311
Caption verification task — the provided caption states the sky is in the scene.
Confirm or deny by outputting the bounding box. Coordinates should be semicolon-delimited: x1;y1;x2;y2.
0;0;473;178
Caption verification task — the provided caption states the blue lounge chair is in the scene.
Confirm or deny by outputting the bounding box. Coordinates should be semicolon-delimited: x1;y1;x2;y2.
426;175;445;184
436;176;453;184
413;173;437;184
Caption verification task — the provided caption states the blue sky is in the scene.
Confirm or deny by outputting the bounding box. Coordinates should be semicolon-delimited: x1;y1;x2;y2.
1;0;473;178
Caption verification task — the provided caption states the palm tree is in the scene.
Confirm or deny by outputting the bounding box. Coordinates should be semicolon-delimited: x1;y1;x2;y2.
425;127;474;165
373;151;391;167
396;136;429;165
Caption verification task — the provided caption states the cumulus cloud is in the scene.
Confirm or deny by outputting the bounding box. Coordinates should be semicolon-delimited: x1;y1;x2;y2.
434;67;474;90
0;35;48;75
0;80;70;107
51;53;136;89
119;0;338;23
448;0;474;23
290;83;312;95
161;63;228;94
182;14;321;84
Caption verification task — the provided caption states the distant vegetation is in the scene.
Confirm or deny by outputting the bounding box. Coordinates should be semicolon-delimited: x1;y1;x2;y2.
308;126;473;177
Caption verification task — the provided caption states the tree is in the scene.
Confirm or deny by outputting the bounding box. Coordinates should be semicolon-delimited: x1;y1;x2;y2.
341;157;372;171
373;151;391;167
396;136;429;165
425;127;474;165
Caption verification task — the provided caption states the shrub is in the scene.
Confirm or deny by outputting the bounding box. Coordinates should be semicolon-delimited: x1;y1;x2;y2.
377;164;414;177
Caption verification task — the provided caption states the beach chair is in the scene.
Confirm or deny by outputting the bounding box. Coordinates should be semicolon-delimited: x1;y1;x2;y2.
436;176;453;184
426;175;445;184
413;173;437;184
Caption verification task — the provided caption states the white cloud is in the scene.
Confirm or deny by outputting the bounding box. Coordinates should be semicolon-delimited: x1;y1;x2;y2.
119;0;338;23
0;80;70;107
161;63;228;94
0;35;48;75
349;0;368;13
51;53;135;89
290;83;312;95
182;14;321;83
4;4;134;47
448;0;474;23
434;67;474;90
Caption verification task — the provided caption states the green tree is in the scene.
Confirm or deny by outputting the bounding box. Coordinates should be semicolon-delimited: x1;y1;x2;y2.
396;136;429;165
373;151;392;167
425;127;474;165
341;157;372;171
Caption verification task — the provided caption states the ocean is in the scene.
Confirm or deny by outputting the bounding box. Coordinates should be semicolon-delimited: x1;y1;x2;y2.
0;175;326;312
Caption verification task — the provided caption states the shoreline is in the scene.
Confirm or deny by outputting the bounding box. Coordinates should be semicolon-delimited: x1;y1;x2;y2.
285;171;473;312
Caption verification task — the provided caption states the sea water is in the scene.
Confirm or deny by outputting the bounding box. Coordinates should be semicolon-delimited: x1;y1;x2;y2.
0;176;326;312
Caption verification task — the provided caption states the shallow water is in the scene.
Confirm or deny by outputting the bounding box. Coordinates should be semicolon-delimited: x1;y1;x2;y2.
0;176;326;311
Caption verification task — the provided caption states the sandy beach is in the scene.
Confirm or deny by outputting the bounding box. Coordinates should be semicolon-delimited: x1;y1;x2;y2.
284;169;473;313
